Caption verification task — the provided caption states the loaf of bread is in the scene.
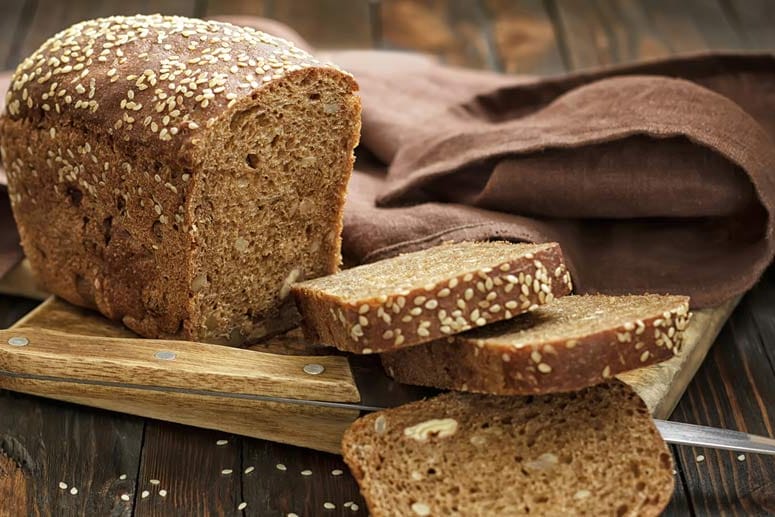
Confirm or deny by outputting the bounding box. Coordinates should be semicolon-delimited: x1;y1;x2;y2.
382;294;691;395
0;15;361;344
292;241;572;354
342;381;674;516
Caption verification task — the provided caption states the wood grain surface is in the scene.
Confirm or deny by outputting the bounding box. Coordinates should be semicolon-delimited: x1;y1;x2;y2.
1;1;774;516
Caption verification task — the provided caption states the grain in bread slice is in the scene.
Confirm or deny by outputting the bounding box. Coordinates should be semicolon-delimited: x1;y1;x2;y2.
292;241;572;354
381;294;691;395
342;381;674;517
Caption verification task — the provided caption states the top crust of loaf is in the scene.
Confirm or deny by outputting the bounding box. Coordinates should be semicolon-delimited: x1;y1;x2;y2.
1;15;356;166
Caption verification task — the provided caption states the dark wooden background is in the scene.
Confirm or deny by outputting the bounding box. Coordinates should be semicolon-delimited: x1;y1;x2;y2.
1;0;774;515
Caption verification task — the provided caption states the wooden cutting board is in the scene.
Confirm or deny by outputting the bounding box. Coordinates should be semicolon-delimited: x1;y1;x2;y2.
0;258;738;453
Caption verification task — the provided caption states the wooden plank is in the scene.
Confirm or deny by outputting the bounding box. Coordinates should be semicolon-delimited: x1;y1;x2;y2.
549;0;751;71
13;0;197;69
133;422;242;516
0;391;144;515
0;295;38;330
204;0;267;17
483;0;565;74
241;439;367;515
379;0;497;69
644;0;745;52
266;0;373;48
662;446;696;517
743;265;775;382
549;0;683;70
0;259;49;301
0;450;28;516
0;0;30;69
671;299;775;516
721;0;775;49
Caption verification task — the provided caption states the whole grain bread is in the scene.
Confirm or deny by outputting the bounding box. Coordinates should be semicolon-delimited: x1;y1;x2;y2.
292;241;573;354
382;294;691;395
342;381;674;517
0;15;361;344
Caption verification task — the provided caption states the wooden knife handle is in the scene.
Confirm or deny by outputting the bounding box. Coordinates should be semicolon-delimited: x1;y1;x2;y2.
0;327;359;402
0;327;361;453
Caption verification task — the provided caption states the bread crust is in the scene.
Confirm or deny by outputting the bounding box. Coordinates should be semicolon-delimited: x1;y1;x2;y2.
0;15;359;342
382;294;691;395
293;242;573;353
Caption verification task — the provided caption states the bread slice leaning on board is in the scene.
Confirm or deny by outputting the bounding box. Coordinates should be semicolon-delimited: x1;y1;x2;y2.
381;294;691;395
291;241;573;354
0;14;361;345
342;381;675;517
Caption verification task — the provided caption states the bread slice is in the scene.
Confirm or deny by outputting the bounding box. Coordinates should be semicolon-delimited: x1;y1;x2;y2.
0;15;361;345
382;294;690;395
292;241;572;354
342;381;674;517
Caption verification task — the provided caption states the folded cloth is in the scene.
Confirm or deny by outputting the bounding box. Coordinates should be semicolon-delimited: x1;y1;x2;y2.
2;16;775;308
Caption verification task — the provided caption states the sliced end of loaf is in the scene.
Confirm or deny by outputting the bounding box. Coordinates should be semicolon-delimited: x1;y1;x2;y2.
342;381;674;516
381;294;691;395
293;241;572;353
187;68;360;344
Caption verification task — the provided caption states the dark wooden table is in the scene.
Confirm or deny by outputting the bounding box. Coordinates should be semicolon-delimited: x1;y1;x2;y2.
1;1;774;515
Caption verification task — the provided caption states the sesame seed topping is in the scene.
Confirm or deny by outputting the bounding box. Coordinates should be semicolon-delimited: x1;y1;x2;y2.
150;479;160;485
238;502;248;510
537;363;552;373
58;482;68;490
159;489;168;497
6;14;330;147
276;463;287;471
301;469;312;476
120;494;130;502
70;487;78;495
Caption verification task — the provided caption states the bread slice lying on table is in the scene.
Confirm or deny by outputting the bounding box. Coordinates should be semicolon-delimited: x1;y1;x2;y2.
342;381;675;517
292;241;573;354
0;15;361;345
382;294;691;395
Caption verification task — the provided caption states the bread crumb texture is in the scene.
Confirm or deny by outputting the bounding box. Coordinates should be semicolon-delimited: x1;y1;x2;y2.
342;381;674;517
0;14;361;344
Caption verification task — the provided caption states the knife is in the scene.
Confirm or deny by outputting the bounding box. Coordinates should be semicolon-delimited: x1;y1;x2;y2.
1;325;773;456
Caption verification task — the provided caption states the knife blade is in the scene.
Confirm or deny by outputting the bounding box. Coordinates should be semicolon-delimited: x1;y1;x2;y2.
654;420;775;456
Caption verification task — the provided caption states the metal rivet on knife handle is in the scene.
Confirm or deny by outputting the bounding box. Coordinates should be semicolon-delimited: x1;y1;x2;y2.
7;336;29;347
154;351;177;361
303;363;325;375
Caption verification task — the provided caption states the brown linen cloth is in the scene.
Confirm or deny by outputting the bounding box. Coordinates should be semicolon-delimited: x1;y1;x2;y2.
2;16;775;309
